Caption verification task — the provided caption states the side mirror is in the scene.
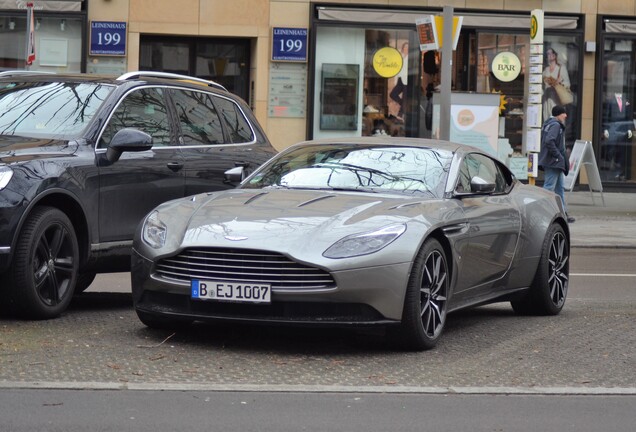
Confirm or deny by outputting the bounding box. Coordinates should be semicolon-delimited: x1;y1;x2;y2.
470;176;496;194
224;166;245;185
105;128;153;163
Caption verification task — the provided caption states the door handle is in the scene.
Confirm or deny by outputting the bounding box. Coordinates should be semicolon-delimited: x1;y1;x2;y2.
166;162;184;172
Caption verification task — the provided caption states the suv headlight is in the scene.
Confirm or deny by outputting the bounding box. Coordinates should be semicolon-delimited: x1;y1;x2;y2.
323;223;406;259
142;211;167;249
0;166;13;190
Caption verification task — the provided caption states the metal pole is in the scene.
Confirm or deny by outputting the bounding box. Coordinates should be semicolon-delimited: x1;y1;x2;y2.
439;6;454;141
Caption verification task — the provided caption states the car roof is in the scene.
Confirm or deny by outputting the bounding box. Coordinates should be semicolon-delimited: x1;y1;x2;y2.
294;136;479;155
0;70;227;92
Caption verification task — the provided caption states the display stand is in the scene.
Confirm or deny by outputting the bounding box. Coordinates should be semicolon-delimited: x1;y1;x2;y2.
564;140;605;206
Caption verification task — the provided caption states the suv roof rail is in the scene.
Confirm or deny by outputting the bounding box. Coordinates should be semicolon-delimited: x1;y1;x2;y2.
117;71;227;91
0;70;55;77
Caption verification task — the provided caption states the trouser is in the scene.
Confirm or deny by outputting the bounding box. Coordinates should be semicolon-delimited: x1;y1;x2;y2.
543;167;567;213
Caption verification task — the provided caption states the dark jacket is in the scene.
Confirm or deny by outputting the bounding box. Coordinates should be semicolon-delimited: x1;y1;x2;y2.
538;117;568;175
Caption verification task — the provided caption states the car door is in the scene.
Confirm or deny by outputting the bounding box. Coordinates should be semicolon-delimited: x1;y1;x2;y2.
96;86;185;243
169;88;263;196
452;153;521;298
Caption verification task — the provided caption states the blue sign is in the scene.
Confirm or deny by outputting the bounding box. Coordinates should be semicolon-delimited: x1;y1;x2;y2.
90;21;127;56
272;27;308;62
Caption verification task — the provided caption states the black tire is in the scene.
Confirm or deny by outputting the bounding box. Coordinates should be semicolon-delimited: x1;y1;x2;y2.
136;309;193;331
7;207;79;319
393;238;449;351
74;271;97;294
511;223;569;316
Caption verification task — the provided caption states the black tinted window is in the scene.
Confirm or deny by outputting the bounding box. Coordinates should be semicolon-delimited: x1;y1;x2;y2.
214;96;254;143
171;89;225;145
99;87;172;148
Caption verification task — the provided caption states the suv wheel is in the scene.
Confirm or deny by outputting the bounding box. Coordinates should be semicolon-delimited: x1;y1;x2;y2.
7;207;79;319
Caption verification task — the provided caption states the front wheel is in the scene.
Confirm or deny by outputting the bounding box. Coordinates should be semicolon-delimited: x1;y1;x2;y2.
7;207;79;319
393;238;449;351
511;223;569;315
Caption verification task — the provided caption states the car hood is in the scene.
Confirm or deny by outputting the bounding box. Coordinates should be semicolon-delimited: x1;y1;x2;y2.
151;188;459;264
0;135;77;164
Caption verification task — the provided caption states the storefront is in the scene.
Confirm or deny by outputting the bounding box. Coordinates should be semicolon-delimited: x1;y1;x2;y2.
0;0;86;72
308;4;584;165
595;16;636;186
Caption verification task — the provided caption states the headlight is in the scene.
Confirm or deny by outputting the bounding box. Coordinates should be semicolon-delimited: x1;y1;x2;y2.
142;211;167;249
0;166;13;190
323;223;406;259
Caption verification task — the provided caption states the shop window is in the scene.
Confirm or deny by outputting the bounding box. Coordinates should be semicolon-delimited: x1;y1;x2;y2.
139;37;251;102
0;16;83;72
599;37;636;182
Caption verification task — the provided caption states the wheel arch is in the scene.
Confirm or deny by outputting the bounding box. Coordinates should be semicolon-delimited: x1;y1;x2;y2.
425;227;455;281
11;190;91;270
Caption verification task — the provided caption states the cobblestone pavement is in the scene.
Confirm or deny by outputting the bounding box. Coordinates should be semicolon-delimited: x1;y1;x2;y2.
1;292;634;390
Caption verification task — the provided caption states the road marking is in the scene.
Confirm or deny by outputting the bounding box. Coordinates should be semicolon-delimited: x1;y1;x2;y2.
1;381;636;395
571;273;636;277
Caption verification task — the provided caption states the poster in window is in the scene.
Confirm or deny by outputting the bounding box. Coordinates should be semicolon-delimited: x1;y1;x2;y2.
320;64;359;130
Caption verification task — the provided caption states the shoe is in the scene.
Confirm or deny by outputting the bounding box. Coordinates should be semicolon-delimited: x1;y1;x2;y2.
567;215;576;223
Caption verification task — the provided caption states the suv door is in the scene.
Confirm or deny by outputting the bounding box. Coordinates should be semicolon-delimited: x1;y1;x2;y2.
169;88;262;196
96;86;185;243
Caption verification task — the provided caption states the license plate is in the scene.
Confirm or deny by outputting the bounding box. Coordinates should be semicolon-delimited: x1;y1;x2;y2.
191;280;271;303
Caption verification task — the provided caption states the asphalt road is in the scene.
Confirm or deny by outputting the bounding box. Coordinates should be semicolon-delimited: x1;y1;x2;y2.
1;390;635;432
2;247;635;431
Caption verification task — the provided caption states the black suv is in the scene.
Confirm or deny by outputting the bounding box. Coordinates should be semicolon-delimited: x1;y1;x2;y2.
0;71;277;319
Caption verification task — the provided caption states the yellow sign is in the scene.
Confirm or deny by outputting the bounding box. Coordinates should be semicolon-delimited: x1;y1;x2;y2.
433;15;463;50
531;10;544;44
372;47;403;78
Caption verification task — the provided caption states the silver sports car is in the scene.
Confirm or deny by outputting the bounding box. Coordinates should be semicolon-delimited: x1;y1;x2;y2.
131;137;570;350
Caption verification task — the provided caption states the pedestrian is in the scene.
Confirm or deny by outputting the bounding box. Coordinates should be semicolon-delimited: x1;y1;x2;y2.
539;104;575;223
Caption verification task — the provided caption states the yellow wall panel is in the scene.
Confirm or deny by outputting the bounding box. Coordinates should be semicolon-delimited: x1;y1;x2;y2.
129;0;199;25
200;0;269;28
597;0;636;15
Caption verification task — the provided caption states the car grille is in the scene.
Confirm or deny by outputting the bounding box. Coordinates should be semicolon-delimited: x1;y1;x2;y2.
154;248;335;291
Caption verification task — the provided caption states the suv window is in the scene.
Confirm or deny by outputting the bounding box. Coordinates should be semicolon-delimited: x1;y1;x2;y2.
171;89;224;145
214;96;254;143
99;87;172;148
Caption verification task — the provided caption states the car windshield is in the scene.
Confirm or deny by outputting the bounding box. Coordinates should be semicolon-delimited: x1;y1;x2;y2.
0;81;114;139
243;143;453;198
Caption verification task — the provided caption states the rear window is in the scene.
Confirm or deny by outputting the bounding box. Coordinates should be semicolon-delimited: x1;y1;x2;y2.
0;81;113;139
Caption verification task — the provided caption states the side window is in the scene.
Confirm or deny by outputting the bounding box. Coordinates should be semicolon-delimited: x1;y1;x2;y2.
214;96;254;143
171;89;225;145
456;153;508;194
99;87;172;148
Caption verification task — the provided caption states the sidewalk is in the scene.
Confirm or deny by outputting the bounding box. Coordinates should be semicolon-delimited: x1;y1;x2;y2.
565;190;636;248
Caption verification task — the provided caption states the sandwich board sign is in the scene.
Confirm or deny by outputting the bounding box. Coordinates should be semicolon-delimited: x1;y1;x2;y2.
564;140;604;204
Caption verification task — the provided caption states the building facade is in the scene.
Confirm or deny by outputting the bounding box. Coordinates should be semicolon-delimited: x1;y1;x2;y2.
1;0;636;188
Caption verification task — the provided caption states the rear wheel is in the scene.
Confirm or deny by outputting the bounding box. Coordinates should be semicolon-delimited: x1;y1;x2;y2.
7;207;79;319
393;238;449;351
512;223;569;315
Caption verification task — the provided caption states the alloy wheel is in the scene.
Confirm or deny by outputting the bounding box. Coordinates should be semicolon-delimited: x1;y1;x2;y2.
32;222;75;307
420;249;448;338
548;231;569;308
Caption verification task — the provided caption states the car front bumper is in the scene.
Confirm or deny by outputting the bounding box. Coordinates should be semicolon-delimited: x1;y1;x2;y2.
131;248;412;326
